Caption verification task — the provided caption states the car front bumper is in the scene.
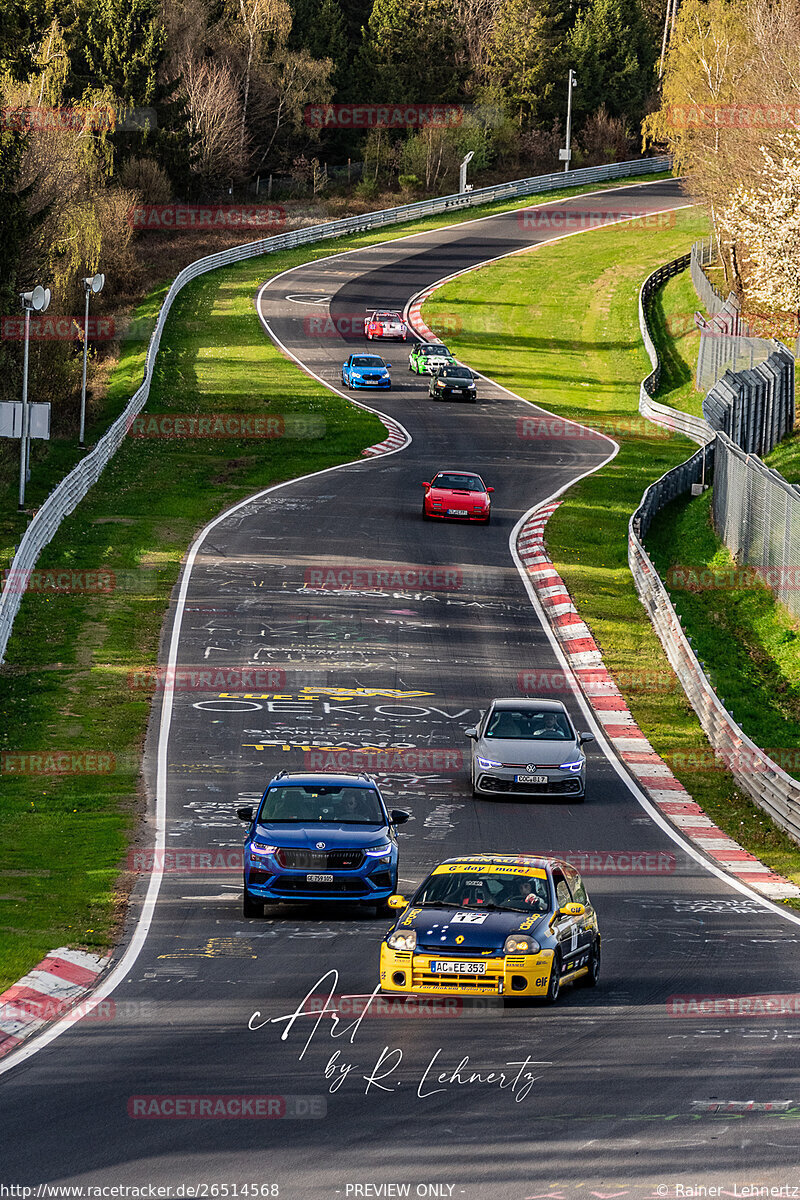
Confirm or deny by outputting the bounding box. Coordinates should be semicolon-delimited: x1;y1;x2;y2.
474;767;585;797
352;376;391;388
245;863;397;903
380;946;555;997
425;506;489;522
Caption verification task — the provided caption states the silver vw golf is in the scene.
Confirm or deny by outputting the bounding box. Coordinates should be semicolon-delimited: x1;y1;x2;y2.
465;698;594;800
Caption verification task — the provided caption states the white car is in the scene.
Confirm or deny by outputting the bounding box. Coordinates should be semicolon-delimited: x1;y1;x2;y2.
465;698;594;800
365;310;407;340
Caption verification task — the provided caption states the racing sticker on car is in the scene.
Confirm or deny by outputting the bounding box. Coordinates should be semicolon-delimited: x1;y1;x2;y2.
433;863;547;879
450;912;489;924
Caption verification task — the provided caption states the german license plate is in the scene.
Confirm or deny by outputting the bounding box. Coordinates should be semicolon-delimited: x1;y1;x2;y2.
516;774;547;784
448;509;468;516
430;961;486;975
306;874;334;883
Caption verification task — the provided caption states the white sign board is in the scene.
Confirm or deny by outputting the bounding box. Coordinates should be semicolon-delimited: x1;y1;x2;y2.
559;148;572;161
0;401;51;439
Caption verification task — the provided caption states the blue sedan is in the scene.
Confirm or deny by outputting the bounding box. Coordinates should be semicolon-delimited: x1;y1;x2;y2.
237;772;410;916
342;353;392;389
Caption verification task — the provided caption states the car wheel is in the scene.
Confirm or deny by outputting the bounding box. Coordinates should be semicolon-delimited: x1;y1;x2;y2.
541;952;562;1005
242;890;263;918
483;513;491;524
374;899;394;918
421;502;430;520
578;938;600;988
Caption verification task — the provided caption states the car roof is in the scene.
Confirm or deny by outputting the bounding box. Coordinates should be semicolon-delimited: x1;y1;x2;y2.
433;469;483;478
435;853;566;873
265;772;381;789
489;697;568;714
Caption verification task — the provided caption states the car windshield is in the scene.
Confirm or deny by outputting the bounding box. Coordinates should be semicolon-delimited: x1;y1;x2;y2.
432;474;484;492
258;785;385;824
421;345;449;356
414;869;551;913
484;709;573;740
438;367;470;378
353;356;384;367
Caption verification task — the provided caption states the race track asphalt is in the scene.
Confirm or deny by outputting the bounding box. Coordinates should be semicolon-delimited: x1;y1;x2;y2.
2;179;799;1198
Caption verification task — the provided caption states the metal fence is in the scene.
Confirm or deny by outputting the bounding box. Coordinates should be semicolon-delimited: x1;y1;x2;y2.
630;256;800;844
702;343;795;456
713;430;800;620
0;155;670;664
638;253;715;446
691;239;780;391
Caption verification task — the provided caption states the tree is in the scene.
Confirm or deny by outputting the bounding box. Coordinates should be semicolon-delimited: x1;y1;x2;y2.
567;0;657;129
230;0;292;157
181;56;247;184
359;0;465;103
485;0;569;125
721;132;800;319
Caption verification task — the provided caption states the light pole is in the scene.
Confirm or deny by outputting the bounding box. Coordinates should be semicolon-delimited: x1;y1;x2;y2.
80;273;105;448
562;69;577;172
18;284;51;512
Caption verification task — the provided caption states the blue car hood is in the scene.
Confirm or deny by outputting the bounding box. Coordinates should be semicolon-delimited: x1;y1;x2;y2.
254;823;389;849
399;907;548;952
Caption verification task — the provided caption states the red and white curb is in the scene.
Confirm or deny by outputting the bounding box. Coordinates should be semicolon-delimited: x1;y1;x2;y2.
0;946;110;1059
406;290;439;343
361;417;408;457
518;503;800;901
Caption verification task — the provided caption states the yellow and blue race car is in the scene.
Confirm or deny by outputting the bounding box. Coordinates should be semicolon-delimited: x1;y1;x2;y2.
379;853;600;1002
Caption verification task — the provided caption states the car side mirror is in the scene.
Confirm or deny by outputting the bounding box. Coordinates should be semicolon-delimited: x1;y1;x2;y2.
472;371;479;379
487;487;495;494
386;363;392;368
237;805;254;821
464;726;478;739
422;481;430;488
559;902;586;918
579;732;595;745
390;809;411;825
388;894;407;909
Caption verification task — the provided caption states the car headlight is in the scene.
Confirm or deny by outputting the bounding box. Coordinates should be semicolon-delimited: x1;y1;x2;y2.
365;842;393;856
477;756;501;769
387;929;417;951
559;759;584;773
503;934;540;954
250;843;277;858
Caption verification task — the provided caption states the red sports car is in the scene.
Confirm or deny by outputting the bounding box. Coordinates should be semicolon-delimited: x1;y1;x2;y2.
421;470;494;523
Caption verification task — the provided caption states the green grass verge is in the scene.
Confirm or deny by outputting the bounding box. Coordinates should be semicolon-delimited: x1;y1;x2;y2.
648;268;706;417
0;169;676;989
423;210;800;900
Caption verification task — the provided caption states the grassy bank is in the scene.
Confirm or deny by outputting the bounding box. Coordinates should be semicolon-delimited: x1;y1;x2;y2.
422;208;800;898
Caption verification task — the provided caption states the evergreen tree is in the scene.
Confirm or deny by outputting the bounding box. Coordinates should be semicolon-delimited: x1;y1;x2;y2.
567;0;656;128
358;0;465;104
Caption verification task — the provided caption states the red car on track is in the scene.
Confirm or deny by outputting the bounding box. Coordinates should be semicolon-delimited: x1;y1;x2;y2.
421;470;494;523
365;310;407;340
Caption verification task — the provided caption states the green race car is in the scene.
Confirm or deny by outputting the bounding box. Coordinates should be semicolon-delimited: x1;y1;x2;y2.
408;342;456;375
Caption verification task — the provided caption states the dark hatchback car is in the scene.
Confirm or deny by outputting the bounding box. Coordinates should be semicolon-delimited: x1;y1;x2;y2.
428;364;478;402
237;772;410;917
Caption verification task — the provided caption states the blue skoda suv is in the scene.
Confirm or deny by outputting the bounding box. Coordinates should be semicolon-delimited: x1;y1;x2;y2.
237;772;410;917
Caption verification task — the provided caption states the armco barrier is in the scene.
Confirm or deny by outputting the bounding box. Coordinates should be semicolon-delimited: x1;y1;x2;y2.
0;156;669;665
638;254;714;446
630;257;800;844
